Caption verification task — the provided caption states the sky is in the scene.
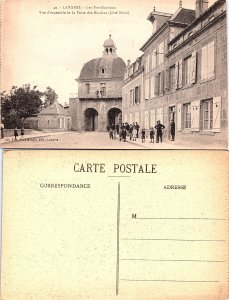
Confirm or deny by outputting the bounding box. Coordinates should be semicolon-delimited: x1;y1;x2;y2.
2;0;215;104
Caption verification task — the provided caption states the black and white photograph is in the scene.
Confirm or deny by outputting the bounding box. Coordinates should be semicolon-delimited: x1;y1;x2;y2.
1;0;227;149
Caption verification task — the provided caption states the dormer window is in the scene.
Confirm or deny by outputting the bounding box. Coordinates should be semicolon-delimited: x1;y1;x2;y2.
101;67;106;74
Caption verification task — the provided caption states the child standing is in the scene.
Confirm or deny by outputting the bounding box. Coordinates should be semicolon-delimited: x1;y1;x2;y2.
150;127;155;143
132;126;137;141
141;128;146;143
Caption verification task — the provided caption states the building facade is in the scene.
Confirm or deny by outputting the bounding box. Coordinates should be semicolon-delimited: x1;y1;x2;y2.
38;101;71;131
70;36;126;132
123;0;227;147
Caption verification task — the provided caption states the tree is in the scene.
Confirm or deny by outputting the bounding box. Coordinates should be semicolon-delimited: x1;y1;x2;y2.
2;84;43;128
43;86;58;108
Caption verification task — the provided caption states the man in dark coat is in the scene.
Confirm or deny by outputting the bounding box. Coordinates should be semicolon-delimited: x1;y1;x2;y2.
170;120;175;141
135;122;140;138
155;120;165;143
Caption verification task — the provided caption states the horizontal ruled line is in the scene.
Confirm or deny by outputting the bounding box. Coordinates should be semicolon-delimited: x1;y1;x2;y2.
122;238;226;242
108;176;131;178
120;279;219;283
136;217;226;221
120;259;225;263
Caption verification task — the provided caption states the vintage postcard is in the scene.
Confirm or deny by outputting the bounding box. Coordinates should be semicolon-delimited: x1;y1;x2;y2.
1;150;228;299
1;0;227;149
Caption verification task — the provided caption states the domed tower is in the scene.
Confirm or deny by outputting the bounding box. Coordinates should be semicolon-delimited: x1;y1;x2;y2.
73;35;126;132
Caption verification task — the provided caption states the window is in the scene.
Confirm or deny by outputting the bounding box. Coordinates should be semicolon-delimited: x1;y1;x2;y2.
130;89;134;105
150;76;155;98
170;65;176;90
184;56;192;85
151;49;157;69
183;103;191;129
145;55;150;74
101;67;106;74
135;86;140;104
201;41;215;81
158;41;164;65
100;83;106;96
158;71;164;95
86;83;90;94
202;99;213;130
145;78;150;99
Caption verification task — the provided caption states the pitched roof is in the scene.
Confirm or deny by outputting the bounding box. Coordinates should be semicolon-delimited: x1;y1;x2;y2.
39;101;69;116
170;8;195;25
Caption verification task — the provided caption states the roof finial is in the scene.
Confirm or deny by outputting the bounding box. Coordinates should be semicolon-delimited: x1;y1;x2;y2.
153;6;156;11
179;0;182;8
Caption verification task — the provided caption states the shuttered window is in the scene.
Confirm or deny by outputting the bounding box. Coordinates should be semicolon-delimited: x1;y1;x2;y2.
135;112;139;123
158;41;164;65
130;89;134;105
145;78;150;100
202;99;213;130
151;49;157;69
184;56;192;85
135;86;140;104
183;103;191;129
156;107;164;124
144;111;149;129
170;65;176;90
177;104;182;131
201;41;215;80
150;110;156;127
151;76;155;98
191;101;200;131
213;96;221;132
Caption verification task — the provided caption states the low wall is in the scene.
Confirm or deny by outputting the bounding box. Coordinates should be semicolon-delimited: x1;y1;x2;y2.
1;129;35;137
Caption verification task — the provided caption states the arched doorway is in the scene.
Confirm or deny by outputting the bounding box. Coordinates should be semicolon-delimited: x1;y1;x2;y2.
107;108;122;129
84;108;98;131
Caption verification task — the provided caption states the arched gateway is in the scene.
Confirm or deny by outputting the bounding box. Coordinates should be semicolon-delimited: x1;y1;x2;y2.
107;108;122;128
84;108;98;131
69;35;126;132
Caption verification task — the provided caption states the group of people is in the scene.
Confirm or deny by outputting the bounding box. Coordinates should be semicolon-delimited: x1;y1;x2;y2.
108;120;176;144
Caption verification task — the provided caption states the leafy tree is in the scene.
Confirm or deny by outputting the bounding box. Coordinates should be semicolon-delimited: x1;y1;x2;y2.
2;84;43;128
43;86;58;108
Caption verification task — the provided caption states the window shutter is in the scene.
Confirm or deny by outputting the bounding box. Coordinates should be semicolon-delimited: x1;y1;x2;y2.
150;109;156;127
138;85;141;102
157;107;164;124
145;78;149;99
208;41;215;79
178;59;183;88
191;100;200;131
177;104;182;132
213;96;221;132
154;74;159;96
145;111;149;129
151;76;155;98
161;71;164;94
175;62;179;89
165;68;170;90
135;112;139;123
201;45;207;80
190;51;197;84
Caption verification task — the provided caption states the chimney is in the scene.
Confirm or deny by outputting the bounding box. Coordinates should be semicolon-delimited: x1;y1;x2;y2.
195;0;208;18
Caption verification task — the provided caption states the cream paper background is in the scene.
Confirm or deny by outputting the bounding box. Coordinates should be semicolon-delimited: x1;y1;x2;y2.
1;150;228;300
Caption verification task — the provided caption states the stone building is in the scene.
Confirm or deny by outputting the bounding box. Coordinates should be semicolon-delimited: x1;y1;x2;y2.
69;36;126;131
122;56;144;125
123;0;227;147
38;101;71;131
